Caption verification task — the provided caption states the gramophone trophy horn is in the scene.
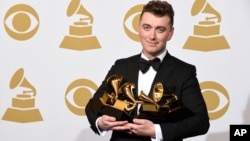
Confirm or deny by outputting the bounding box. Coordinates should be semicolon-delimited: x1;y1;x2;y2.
153;82;164;102
106;75;123;99
119;82;136;111
138;91;160;111
90;75;136;121
191;0;221;23
137;82;194;123
76;5;93;23
201;3;221;22
9;68;36;96
67;0;93;23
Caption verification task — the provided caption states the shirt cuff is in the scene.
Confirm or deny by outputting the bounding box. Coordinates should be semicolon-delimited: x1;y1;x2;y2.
152;124;163;141
95;117;108;136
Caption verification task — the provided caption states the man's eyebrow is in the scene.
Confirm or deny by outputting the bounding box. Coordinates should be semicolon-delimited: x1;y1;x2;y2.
142;23;151;26
156;26;166;29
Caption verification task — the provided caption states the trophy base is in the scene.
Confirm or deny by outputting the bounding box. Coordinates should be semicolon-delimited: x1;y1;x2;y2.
60;35;101;51
91;98;133;122
138;107;193;123
2;108;43;123
183;35;230;52
99;106;133;122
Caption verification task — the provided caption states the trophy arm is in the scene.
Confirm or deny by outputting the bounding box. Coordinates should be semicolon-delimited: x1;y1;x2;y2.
105;92;116;105
138;91;160;109
106;75;123;99
120;82;137;112
161;93;182;112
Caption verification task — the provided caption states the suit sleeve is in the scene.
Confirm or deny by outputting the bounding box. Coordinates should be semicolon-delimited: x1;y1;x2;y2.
160;65;210;141
85;61;121;134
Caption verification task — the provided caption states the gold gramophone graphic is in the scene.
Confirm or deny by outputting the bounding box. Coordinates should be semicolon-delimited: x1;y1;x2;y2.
60;0;101;51
183;0;230;51
138;82;193;123
2;68;43;123
90;75;137;121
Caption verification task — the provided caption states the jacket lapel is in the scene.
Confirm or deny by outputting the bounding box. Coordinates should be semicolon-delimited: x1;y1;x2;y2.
126;54;141;97
124;53;175;98
148;53;175;97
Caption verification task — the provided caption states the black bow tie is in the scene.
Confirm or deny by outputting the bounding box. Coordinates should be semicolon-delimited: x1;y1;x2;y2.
139;57;161;73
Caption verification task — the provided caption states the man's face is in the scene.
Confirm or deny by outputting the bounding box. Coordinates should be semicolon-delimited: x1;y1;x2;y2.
138;12;174;59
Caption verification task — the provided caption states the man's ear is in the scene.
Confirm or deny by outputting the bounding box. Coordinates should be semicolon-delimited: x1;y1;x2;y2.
167;27;174;41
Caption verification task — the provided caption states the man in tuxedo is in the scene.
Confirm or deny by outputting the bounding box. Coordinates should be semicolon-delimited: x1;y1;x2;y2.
85;0;210;141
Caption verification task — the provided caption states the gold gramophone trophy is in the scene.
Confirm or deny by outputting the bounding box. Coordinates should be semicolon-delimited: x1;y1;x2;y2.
91;75;137;121
2;68;43;123
60;0;100;51
138;82;192;123
183;0;229;51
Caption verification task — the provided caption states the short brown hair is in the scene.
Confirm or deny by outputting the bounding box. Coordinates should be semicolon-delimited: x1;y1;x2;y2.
140;0;174;27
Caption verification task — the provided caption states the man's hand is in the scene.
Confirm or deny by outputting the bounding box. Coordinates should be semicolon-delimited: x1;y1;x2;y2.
97;115;130;131
127;118;156;138
98;115;156;138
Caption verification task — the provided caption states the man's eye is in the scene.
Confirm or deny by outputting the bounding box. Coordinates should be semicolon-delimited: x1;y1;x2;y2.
143;26;150;31
157;28;165;33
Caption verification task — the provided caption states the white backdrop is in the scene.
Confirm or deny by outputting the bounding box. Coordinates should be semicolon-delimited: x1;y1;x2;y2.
0;0;249;141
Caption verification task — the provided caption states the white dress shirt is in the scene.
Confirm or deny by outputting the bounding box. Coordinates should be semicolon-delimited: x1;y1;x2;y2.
96;49;167;141
138;49;167;141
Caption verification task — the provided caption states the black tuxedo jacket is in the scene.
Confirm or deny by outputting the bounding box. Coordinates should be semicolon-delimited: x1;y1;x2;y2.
85;52;209;141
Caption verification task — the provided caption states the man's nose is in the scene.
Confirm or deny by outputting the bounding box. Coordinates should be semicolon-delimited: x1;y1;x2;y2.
149;30;156;39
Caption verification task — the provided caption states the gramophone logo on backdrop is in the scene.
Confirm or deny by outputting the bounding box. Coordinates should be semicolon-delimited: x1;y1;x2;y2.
60;0;101;51
200;81;230;120
2;68;43;123
183;0;230;51
4;4;39;40
64;78;98;116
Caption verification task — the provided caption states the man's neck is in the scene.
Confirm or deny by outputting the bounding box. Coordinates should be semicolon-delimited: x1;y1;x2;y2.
141;49;167;62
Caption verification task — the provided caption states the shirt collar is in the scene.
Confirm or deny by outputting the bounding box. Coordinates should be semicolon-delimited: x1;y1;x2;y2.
141;49;167;62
